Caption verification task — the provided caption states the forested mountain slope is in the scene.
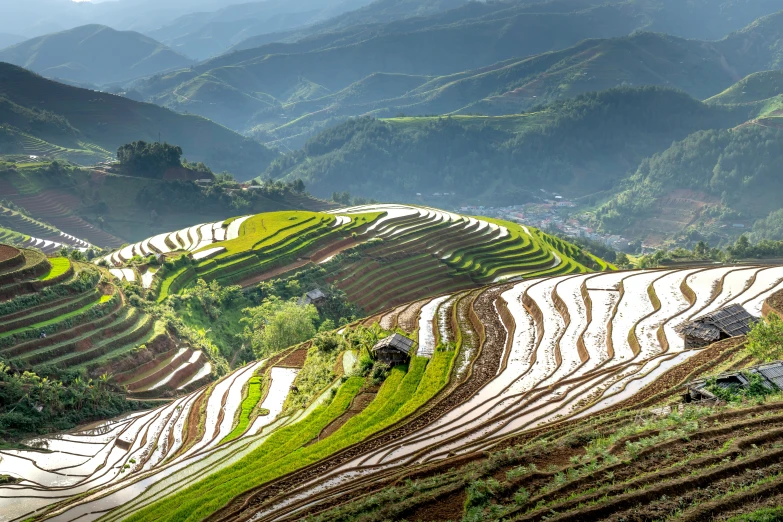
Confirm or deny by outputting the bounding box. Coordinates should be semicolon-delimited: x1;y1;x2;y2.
595;125;783;246
265;87;750;201
246;29;780;146
0;25;194;86
0;63;276;177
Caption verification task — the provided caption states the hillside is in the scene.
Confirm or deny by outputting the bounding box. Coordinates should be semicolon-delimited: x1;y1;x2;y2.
0;162;336;248
133;2;783;141
594;124;783;247
134;2;647;132
708;70;783;105
263;87;749;202
0;62;277;177
249;31;759;147
5;257;783;520
0;25;194;86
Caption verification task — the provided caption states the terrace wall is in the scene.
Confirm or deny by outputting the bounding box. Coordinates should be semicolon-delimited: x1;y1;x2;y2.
762;288;783;319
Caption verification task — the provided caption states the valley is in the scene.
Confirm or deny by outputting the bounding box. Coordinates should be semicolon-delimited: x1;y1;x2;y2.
3;0;783;520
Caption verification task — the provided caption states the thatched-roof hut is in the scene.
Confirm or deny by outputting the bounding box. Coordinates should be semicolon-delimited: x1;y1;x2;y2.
676;304;756;349
372;333;416;365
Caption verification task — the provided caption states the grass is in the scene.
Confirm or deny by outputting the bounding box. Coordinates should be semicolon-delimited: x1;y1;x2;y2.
37;257;70;281
221;375;266;444
197;211;333;258
157;266;192;303
123;348;456;522
122;376;365;522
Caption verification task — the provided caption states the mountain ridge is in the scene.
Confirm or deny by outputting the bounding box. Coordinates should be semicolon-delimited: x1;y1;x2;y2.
0;24;194;86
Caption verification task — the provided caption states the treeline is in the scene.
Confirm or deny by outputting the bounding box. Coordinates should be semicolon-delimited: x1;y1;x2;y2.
264;87;748;200
635;235;783;268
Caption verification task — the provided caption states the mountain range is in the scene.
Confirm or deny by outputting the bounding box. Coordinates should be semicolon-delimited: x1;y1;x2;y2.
146;0;378;60
0;63;276;177
0;25;194;87
129;0;783;149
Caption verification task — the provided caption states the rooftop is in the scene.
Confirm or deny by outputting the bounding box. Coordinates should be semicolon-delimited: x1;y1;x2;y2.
372;333;417;355
676;304;756;342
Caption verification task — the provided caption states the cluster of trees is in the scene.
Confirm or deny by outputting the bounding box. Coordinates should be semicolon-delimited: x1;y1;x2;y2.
331;191;377;206
262;87;747;200
117;141;183;178
0;360;142;442
136;175;310;216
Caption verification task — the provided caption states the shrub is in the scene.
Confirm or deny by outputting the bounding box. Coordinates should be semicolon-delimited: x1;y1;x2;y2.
747;314;783;362
705;371;778;402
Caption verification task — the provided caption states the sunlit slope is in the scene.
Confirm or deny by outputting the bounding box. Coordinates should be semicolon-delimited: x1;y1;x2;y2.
7;265;783;521
100;204;612;312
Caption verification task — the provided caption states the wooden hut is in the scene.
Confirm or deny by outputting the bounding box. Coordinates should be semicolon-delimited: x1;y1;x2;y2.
372;333;417;365
299;288;327;306
675;304;756;349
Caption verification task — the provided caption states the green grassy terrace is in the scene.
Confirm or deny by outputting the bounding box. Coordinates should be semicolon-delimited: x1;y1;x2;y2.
122;347;456;522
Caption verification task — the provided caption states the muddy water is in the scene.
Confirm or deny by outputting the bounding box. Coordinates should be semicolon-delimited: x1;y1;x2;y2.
248;367;300;436
417;295;451;357
699;267;761;316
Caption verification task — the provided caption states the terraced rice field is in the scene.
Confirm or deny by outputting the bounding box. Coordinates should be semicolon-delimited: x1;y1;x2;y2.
103;205;604;312
5;264;782;522
0;246;209;398
0;206;92;253
0;184;122;249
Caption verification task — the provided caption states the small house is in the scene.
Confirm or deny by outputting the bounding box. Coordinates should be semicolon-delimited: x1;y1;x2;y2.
675;304;756;349
372;333;417;365
299;288;326;306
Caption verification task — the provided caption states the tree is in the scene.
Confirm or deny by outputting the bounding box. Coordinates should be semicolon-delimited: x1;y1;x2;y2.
117;141;183;178
292;179;305;193
242;298;318;357
746;314;783;362
614;252;630;267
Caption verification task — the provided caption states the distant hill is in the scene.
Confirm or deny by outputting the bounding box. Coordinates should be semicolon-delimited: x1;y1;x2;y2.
0;25;194;86
248;31;761;147
707;70;783;105
229;0;472;53
146;0;382;60
0;33;24;50
264;87;749;202
136;2;646;132
0;63;277;178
